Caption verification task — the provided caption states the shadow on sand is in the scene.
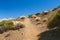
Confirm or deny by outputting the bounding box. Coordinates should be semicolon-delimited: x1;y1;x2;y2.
38;29;60;40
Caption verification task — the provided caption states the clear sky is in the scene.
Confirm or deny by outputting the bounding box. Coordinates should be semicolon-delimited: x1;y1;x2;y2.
0;0;60;19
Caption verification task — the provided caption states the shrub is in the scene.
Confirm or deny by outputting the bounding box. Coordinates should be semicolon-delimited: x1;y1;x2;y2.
16;16;26;21
4;20;14;30
35;13;41;16
0;20;14;31
47;10;60;29
0;26;4;33
13;23;25;30
52;6;60;11
28;14;33;18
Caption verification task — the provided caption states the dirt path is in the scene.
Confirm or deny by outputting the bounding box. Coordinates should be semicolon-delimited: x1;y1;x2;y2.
22;18;47;40
0;18;48;40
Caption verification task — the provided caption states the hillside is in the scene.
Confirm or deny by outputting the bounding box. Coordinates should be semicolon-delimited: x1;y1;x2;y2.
0;6;60;40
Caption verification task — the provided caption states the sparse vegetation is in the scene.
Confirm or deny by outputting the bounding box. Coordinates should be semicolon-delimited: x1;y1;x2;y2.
53;5;60;11
28;14;33;18
16;16;25;21
0;20;14;33
35;13;41;16
0;19;25;33
47;9;60;29
14;23;25;30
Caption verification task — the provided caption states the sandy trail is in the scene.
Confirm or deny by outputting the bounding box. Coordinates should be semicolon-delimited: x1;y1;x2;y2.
23;18;47;40
0;18;47;40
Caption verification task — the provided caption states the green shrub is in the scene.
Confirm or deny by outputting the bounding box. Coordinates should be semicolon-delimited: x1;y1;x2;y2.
47;10;60;29
0;21;4;26
0;20;14;31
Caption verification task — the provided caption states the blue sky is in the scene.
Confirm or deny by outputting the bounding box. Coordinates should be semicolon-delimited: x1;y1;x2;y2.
0;0;60;19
